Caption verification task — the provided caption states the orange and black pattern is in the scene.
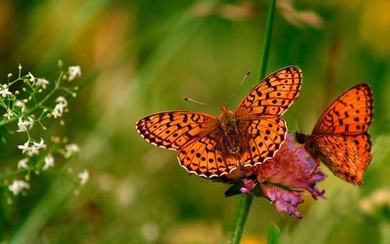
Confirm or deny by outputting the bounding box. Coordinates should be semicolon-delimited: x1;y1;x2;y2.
136;66;302;178
236;66;302;117
297;84;373;185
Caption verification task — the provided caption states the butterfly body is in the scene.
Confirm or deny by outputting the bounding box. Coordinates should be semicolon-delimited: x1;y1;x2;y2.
295;84;373;185
136;66;302;178
217;106;242;156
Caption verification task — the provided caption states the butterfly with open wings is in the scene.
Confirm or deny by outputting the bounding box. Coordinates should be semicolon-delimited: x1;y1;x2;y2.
136;66;302;178
296;83;373;185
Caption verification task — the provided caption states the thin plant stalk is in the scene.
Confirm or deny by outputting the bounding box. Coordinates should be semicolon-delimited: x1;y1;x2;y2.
230;0;277;243
231;195;254;244
258;0;277;80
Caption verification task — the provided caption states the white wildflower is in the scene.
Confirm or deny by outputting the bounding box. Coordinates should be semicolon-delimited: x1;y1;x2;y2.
43;154;55;170
4;109;14;120
0;85;12;98
78;170;89;185
17;117;34;132
52;96;68;118
28;146;39;156
15;100;26;112
52;106;62;118
68;66;81;81
33;138;47;151
17;140;40;156
18;141;30;154
35;78;49;89
56;96;68;106
64;144;80;158
17;158;29;169
28;72;35;84
9;180;30;196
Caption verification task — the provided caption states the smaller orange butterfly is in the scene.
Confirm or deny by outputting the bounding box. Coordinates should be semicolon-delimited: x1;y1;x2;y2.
296;83;373;185
136;66;302;178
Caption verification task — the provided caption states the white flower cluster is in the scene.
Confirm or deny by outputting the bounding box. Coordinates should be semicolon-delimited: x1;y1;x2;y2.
4;109;14;120
17;117;34;132
64;144;80;158
52;96;68;118
36;78;49;89
68;66;82;81
17;138;46;156
8;180;30;196
23;72;50;89
78;170;89;185
0;64;83;197
17;158;29;169
43;154;55;170
16;154;55;170
27;72;35;83
0;84;12;98
15;100;26;112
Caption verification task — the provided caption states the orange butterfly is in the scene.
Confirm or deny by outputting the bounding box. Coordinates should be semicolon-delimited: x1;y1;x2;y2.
136;66;302;178
296;83;373;185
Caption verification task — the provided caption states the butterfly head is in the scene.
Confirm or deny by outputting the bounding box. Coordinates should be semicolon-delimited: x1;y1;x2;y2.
295;132;309;144
219;106;235;123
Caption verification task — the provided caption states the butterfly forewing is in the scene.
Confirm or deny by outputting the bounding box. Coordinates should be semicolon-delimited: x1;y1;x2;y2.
136;111;217;150
236;66;302;118
312;84;373;135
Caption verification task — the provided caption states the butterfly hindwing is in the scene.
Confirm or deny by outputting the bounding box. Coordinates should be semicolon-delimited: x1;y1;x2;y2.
311;134;371;185
178;135;237;178
239;117;287;166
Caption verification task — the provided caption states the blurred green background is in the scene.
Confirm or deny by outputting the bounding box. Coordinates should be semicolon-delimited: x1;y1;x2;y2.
0;0;389;243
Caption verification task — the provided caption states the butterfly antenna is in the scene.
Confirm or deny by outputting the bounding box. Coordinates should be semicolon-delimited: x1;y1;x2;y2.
184;97;219;110
227;71;251;107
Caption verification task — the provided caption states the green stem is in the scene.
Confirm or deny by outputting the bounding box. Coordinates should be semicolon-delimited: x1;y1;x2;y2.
267;222;280;244
258;0;276;80
231;195;254;244
230;0;276;243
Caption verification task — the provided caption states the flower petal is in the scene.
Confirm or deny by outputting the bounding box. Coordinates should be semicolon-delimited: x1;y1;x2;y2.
262;185;303;219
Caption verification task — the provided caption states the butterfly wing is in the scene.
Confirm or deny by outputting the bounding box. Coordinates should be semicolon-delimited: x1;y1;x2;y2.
239;117;287;166
177;134;237;178
236;66;302;118
308;83;373;185
312;83;373;135
235;66;302;165
136;111;236;177
310;134;371;185
136;111;216;150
